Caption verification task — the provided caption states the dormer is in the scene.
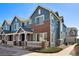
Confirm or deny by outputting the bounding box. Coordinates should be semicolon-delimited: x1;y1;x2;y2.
11;16;27;32
2;20;11;31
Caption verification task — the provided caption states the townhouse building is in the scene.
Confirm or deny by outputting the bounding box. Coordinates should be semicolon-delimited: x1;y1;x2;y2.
65;27;78;45
0;6;67;48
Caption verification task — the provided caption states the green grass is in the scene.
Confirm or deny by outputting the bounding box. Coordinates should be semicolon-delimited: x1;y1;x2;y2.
28;47;62;53
38;47;62;53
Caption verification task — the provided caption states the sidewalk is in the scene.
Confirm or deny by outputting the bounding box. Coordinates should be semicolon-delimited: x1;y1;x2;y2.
22;44;76;56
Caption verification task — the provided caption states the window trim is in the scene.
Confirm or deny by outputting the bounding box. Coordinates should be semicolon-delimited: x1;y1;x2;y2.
35;15;44;25
38;9;41;15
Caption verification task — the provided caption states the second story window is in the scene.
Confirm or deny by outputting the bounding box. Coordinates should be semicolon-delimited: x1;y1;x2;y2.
3;25;9;31
38;9;41;15
5;26;8;30
70;30;76;36
35;15;44;25
14;23;19;30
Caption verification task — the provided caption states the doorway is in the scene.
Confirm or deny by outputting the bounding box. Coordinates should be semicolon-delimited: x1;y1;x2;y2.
19;34;25;46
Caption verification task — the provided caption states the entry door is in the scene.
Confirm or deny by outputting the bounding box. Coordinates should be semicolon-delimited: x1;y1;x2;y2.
37;34;40;41
21;34;25;41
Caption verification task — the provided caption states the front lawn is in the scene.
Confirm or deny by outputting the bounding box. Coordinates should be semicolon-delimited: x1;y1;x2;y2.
38;47;62;53
28;47;62;53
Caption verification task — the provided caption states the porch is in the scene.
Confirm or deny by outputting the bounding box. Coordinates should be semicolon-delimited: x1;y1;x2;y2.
4;32;49;48
0;26;49;48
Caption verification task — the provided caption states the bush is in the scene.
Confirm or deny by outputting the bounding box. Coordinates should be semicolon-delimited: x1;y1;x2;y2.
75;44;79;47
74;44;79;55
38;47;62;53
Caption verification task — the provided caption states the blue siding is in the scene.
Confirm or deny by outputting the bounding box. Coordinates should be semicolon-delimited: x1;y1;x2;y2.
11;18;21;32
3;22;10;31
63;24;67;35
62;25;65;32
50;14;60;46
31;7;50;24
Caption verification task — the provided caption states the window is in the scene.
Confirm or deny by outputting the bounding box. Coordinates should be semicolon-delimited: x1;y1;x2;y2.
4;25;9;30
5;26;7;30
14;23;19;30
35;15;44;25
70;30;76;36
38;9;41;15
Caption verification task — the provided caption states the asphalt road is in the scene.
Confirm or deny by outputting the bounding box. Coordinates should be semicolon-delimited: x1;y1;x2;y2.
0;44;32;56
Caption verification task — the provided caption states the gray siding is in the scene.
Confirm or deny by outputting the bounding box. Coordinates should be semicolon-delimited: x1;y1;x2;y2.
11;18;21;32
31;7;50;24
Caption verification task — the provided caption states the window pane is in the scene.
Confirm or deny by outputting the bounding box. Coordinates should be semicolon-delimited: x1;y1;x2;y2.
36;15;44;24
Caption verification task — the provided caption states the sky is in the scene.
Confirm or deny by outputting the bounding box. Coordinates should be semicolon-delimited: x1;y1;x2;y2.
0;3;79;35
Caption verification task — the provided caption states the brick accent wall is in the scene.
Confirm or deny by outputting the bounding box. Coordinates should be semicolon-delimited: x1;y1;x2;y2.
31;20;50;42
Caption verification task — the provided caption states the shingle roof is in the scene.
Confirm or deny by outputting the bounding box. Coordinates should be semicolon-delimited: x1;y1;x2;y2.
15;16;27;23
60;16;64;22
6;20;11;25
2;30;11;34
2;20;11;26
21;26;34;32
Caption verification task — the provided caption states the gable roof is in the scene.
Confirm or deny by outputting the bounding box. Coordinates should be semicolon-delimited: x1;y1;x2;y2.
60;16;64;22
22;26;34;32
15;16;27;23
30;5;61;21
2;20;11;26
17;26;34;33
11;16;27;25
6;20;11;25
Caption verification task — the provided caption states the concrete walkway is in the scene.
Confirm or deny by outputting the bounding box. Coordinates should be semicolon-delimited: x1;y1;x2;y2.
22;44;76;56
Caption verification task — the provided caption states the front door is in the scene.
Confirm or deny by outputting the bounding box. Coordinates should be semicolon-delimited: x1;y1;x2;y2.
20;34;25;46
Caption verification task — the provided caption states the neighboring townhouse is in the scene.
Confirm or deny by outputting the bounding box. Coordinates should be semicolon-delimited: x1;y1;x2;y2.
1;20;11;44
65;27;78;45
0;5;76;48
59;16;67;44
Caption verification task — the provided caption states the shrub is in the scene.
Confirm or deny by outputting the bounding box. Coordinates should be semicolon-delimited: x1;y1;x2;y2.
75;44;79;47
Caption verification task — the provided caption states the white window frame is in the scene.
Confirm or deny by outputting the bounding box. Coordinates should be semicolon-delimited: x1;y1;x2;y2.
35;15;44;25
38;9;41;15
